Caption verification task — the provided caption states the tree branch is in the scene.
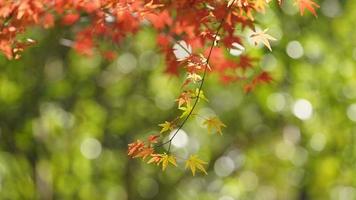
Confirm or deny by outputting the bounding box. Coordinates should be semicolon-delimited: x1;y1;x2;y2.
159;1;237;153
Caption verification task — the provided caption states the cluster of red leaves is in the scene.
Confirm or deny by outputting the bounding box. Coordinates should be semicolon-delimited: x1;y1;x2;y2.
0;0;163;59
128;135;158;161
0;0;319;88
128;135;180;171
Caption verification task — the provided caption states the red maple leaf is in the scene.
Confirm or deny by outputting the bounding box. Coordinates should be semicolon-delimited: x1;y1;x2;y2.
62;13;80;25
297;0;320;16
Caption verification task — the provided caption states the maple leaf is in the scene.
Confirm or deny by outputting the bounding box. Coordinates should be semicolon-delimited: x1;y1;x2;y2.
42;13;55;28
173;41;192;61
133;147;154;160
229;42;245;56
227;0;237;7
144;0;164;10
147;154;163;165
128;140;145;157
238;55;257;71
296;0;320;16
187;73;202;83
193;89;209;102
148;135;160;143
176;91;192;108
185;155;208;176
254;71;273;84
203;117;227;135
179;104;193;119
145;10;172;30
186;54;210;71
183;71;204;88
244;71;273;93
250;29;276;51
160;153;177;171
158;121;174;134
62;13;80;26
254;0;269;13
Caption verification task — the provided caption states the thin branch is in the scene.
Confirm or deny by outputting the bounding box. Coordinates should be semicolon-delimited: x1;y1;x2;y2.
160;1;236;153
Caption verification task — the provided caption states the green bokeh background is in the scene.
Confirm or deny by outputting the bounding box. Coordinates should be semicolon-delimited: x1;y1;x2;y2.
0;1;355;199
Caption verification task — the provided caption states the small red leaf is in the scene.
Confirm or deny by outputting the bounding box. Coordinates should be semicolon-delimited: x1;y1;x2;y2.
62;13;80;25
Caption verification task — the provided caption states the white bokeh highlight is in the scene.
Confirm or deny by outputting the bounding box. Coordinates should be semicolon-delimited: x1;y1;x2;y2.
293;99;313;120
321;0;342;18
137;178;159;199
214;156;235;177
283;125;301;144
286;41;304;59
117;53;137;74
239;171;259;191
267;93;286;112
346;104;356;122
80;137;102;159
219;196;235;200
309;133;326;151
169;129;188;148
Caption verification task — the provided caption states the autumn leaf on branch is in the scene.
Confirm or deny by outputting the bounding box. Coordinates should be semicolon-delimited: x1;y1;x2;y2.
296;0;320;16
158;121;175;134
244;71;273;93
176;91;192;108
133;147;154;160
185;155;208;176
160;153;177;171
186;73;202;84
147;154;163;165
127;140;145;157
148;135;160;144
254;0;270;13
203;117;227;135
193;89;209;103
173;40;192;61
61;13;80;26
250;29;276;51
179;104;193;119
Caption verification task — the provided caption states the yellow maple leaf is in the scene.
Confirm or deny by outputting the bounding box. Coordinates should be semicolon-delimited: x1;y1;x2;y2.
203;116;227;135
158;121;174;134
160;153;177;171
250;28;276;51
254;0;269;13
179;104;193;118
193;89;209;102
185;155;208;176
187;73;202;83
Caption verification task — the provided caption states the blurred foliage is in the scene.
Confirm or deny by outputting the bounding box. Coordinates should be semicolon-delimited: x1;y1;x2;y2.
0;0;356;200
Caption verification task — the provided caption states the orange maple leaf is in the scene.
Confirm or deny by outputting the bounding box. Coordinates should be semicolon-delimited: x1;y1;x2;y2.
296;0;320;16
147;154;163;165
148;135;160;144
127;140;145;157
134;147;154;160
